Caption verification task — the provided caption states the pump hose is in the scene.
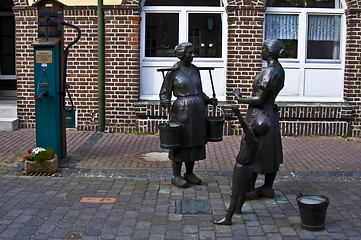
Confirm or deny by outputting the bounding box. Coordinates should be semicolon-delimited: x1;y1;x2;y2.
62;22;81;112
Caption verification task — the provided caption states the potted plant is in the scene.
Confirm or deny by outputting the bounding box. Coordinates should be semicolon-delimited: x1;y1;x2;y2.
24;147;58;174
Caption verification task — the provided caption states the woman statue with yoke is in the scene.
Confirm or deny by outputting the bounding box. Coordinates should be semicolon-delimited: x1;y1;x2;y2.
234;39;285;200
159;42;217;188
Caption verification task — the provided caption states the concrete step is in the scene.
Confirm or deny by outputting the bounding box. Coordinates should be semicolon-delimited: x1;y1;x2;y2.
0;118;19;131
0;97;17;119
0;106;17;118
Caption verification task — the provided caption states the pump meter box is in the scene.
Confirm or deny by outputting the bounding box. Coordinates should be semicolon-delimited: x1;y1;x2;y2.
65;109;76;128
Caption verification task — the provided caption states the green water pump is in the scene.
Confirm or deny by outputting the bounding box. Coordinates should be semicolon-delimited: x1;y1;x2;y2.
32;0;81;159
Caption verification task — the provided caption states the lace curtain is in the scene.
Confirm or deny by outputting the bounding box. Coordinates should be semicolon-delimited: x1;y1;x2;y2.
265;14;340;41
265;14;298;40
308;15;341;41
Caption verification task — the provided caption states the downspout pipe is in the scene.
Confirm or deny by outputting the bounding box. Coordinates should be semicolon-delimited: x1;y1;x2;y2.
97;0;105;132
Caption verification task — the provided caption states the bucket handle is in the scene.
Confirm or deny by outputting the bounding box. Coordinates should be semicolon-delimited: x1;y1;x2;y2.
167;109;170;123
210;106;225;120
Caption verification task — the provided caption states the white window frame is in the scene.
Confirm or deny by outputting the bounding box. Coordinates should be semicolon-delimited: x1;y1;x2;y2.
265;1;346;102
140;6;227;63
139;1;227;101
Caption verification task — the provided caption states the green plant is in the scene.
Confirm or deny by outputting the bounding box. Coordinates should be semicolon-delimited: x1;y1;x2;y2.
120;130;158;136
232;124;240;132
24;147;55;164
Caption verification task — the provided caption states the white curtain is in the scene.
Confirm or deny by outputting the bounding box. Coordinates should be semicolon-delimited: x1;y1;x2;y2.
265;14;298;40
308;15;341;41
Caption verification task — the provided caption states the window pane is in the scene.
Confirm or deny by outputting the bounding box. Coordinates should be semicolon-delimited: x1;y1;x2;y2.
188;13;222;58
265;14;298;58
145;0;223;7
145;13;179;57
0;16;15;75
307;15;341;59
266;0;339;8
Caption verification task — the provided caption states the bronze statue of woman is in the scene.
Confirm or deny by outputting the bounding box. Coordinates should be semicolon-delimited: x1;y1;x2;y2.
235;39;285;200
159;42;217;188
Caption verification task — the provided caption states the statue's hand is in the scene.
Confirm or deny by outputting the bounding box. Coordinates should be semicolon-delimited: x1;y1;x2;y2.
163;99;171;109
234;89;242;101
232;105;240;114
210;98;218;106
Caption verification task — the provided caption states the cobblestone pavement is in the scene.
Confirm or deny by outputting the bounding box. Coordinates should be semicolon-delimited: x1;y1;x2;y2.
0;129;360;239
0;174;360;240
1;129;360;175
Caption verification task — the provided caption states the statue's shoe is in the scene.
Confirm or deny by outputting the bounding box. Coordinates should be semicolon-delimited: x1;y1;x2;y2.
246;190;259;200
171;175;187;188
257;186;275;199
183;172;201;185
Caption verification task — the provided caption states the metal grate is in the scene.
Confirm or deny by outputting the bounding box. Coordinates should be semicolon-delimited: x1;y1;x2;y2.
19;172;58;177
175;200;211;214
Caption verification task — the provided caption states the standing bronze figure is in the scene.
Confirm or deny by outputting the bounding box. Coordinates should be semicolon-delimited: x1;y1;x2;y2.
214;107;271;225
159;42;217;188
234;39;285;200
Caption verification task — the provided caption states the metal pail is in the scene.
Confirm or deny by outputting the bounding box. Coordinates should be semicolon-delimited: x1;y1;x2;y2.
297;193;329;231
159;122;181;149
207;107;225;142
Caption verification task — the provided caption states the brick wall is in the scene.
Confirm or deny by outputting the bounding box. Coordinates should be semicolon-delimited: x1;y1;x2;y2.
102;4;141;133
13;4;37;128
63;7;99;131
225;2;265;110
345;0;361;137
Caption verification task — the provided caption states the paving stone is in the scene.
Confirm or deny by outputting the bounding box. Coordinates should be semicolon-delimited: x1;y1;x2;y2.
279;227;298;236
31;233;50;240
166;230;183;240
0;228;21;239
247;226;264;236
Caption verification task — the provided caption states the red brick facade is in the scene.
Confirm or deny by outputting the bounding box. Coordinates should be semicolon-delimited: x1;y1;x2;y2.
11;0;361;137
63;7;99;131
345;2;361;137
13;2;37;128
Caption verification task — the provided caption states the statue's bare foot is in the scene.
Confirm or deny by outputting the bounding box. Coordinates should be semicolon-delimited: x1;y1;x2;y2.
214;217;232;225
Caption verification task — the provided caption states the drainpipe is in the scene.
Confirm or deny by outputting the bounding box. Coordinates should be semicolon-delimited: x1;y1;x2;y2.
97;0;105;132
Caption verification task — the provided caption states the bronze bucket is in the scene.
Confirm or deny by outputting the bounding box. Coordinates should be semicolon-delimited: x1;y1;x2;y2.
159;122;181;149
207;106;225;142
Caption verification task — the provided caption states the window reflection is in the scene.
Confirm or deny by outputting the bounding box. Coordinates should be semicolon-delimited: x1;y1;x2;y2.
307;15;341;59
188;13;222;58
0;16;15;75
145;13;179;57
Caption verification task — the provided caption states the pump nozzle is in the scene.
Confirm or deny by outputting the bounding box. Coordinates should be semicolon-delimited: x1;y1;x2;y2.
36;89;49;103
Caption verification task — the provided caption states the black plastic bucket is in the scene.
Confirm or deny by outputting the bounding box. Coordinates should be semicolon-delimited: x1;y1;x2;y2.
159;122;181;149
297;193;329;231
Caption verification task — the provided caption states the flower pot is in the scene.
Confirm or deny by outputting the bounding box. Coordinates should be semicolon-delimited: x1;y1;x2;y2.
25;154;58;174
